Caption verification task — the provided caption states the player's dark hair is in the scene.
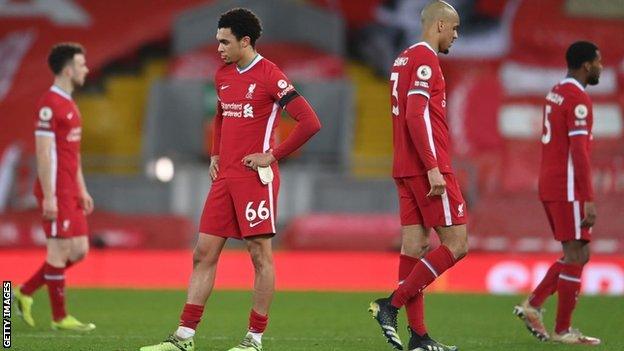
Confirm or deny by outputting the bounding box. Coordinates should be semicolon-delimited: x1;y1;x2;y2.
218;8;262;47
566;41;598;70
48;43;85;75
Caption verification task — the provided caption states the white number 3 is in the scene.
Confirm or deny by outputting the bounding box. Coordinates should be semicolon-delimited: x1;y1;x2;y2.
391;72;399;116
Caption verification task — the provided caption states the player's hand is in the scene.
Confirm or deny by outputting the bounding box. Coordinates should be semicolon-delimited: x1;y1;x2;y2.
426;167;446;197
80;192;94;215
209;156;219;180
581;201;597;228
242;152;276;171
42;196;58;221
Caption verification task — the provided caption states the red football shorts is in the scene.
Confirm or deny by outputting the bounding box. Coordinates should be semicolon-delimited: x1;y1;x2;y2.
542;201;591;242
199;175;279;239
394;174;467;228
38;196;88;239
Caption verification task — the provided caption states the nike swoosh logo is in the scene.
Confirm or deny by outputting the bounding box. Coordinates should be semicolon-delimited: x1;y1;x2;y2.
249;219;266;228
220;85;229;90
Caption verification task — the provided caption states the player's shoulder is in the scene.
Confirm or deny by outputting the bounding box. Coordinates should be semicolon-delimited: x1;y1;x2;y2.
556;78;590;101
38;88;69;110
405;42;438;62
257;56;283;77
259;55;277;69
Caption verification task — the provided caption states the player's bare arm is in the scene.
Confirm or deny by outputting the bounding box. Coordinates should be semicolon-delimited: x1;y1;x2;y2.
76;154;94;215
36;134;57;220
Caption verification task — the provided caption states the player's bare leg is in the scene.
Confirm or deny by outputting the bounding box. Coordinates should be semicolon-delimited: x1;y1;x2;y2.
140;233;226;351
434;224;469;261
227;235;274;351
401;225;430;258
246;235;275;316
550;240;600;345
186;234;228;305
46;238;71;270
68;236;89;264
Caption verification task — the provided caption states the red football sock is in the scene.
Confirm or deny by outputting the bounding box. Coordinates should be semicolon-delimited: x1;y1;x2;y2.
555;263;583;334
529;259;564;308
179;303;204;330
21;262;47;296
248;309;269;333
399;254;426;336
44;263;67;321
391;245;455;308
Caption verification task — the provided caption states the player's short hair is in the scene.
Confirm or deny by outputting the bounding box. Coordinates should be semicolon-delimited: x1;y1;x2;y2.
566;41;598;70
48;43;85;75
218;8;262;47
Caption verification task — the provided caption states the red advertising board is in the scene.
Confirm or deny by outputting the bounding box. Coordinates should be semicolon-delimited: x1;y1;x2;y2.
1;250;621;295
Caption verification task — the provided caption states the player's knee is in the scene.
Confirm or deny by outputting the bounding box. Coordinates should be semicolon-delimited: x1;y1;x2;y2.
192;247;217;268
70;248;88;262
401;243;429;258
574;252;590;266
48;242;71;262
448;236;469;260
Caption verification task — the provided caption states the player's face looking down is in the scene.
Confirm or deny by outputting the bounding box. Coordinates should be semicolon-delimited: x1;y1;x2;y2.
438;17;459;55
65;53;88;87
216;27;251;64
586;50;602;86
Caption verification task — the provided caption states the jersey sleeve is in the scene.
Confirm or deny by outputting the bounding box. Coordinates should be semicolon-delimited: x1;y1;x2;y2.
272;96;321;160
211;74;223;156
405;93;438;170
211;102;223;156
407;50;439;100
34;99;56;137
265;66;299;108
566;94;594;200
566;95;591;137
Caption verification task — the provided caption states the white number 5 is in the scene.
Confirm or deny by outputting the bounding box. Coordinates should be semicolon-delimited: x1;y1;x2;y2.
541;105;552;144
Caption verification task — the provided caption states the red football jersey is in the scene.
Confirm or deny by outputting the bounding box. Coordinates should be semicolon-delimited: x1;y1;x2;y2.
34;86;82;199
390;42;453;177
213;55;296;178
539;78;594;201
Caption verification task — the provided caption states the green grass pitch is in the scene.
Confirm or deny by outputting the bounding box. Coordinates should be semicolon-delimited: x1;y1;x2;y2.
10;289;623;350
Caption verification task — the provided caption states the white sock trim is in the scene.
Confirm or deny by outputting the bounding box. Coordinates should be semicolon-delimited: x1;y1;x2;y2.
421;258;439;278
247;331;263;344
559;274;582;283
175;326;196;339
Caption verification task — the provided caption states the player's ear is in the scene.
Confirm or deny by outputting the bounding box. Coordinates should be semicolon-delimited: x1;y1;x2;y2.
241;36;251;48
437;20;444;33
62;64;72;78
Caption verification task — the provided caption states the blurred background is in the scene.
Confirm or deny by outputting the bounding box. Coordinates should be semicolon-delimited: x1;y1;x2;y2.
1;0;623;295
